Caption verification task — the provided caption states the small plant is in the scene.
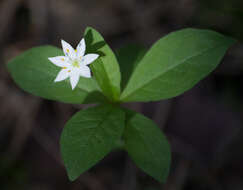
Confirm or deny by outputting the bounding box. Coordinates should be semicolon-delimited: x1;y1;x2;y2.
7;27;235;182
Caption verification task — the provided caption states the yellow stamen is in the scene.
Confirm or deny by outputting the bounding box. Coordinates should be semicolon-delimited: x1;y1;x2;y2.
61;58;65;61
72;60;80;68
68;70;71;72
75;49;77;52
67;49;70;53
63;67;67;69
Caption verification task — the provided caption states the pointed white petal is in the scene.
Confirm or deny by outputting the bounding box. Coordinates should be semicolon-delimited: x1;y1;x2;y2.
82;54;99;65
54;69;70;82
61;39;76;60
77;38;86;58
70;70;80;90
48;56;69;67
80;65;91;78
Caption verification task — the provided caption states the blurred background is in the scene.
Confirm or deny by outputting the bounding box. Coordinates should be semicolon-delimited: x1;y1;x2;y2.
1;0;243;189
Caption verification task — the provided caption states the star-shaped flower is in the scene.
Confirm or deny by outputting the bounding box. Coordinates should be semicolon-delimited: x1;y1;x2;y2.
48;38;99;90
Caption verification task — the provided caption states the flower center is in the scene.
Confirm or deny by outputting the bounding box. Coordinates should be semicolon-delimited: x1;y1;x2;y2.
72;60;80;68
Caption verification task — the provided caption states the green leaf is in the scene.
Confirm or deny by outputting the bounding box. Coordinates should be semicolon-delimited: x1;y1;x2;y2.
7;46;106;104
60;104;125;181
84;27;121;102
121;28;236;102
123;109;171;183
116;44;146;90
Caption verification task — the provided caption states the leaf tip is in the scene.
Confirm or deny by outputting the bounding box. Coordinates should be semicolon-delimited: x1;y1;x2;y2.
67;170;79;182
85;26;96;34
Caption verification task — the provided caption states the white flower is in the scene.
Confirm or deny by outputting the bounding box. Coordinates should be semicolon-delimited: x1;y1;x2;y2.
48;38;99;90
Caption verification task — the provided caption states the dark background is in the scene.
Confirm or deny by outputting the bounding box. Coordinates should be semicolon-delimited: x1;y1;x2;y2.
1;0;243;189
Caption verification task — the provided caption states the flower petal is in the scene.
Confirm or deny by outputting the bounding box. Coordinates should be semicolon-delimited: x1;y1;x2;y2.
82;54;99;65
80;65;91;78
54;69;70;82
48;56;69;67
61;39;76;60
70;70;80;90
76;38;86;58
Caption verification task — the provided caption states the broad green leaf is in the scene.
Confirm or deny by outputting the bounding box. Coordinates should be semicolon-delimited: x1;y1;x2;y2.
120;28;236;102
60;104;125;181
7;46;106;104
116;44;146;90
124;109;171;183
84;27;121;101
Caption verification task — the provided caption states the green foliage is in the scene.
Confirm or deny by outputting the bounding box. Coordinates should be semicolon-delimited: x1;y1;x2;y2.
7;46;105;104
124;109;171;183
7;26;235;183
116;44;146;90
61;105;125;181
120;28;235;102
85;27;121;101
